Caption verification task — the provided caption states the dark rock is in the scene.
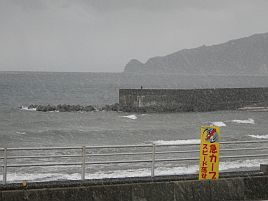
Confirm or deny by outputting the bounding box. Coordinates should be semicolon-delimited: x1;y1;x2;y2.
28;104;38;109
35;105;41;111
25;103;121;112
65;105;71;112
57;104;67;112
103;105;111;111
74;105;82;111
84;105;95;112
46;105;56;112
110;103;120;111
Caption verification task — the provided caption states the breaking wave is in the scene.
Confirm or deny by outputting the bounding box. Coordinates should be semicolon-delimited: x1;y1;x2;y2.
20;106;37;111
239;106;268;112
231;118;255;124
248;134;268;139
15;131;26;135
205;118;255;127
210;121;226;127
153;139;200;145
4;158;266;183
121;114;138;120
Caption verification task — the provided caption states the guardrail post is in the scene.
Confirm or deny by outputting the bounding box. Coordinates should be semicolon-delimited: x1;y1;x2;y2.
81;146;86;180
151;143;156;177
3;148;7;184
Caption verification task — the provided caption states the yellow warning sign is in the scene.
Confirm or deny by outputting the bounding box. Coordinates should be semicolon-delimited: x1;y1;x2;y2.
199;126;220;180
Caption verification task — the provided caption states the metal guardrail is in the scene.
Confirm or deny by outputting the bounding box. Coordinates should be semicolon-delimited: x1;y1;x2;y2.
1;140;268;184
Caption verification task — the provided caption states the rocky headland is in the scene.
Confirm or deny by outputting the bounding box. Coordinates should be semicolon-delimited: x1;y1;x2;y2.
124;32;268;75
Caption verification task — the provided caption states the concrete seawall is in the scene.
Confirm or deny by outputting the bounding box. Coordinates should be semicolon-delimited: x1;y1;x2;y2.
1;172;267;201
119;87;268;112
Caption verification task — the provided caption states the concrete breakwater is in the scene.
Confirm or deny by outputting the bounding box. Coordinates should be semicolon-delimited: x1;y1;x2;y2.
119;87;268;112
21;87;268;113
0;172;267;201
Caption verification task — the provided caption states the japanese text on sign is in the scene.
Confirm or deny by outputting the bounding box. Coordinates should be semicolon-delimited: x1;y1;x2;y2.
199;126;220;180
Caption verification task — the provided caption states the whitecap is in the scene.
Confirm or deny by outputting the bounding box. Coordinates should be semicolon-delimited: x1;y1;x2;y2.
210;121;226;127
6;173;81;183
219;159;268;171
153;139;200;145
20;106;37;111
248;134;268;139
231;118;255;124
15;131;26;135
239;106;268;112
5;158;267;183
121;114;137;120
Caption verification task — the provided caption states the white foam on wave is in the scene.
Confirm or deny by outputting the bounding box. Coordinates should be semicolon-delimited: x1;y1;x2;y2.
210;121;226;127
220;159;268;171
231;118;255;124
5;173;81;183
248;134;268;139
239;106;268;112
240;106;268;110
153;139;200;145
121;114;137;120
20;106;36;111
4;158;267;183
157;159;267;175
15;131;26;135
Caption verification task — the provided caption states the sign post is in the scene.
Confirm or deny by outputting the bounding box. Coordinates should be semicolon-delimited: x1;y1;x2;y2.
199;126;220;180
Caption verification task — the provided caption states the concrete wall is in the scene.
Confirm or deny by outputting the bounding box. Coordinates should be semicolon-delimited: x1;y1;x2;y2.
1;173;267;201
119;87;268;112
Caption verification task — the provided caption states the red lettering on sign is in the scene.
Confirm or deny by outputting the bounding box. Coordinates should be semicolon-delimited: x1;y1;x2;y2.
210;154;217;163
209;171;217;179
210;144;217;154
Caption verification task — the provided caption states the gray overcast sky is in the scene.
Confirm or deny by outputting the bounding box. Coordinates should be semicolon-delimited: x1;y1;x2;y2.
1;0;268;72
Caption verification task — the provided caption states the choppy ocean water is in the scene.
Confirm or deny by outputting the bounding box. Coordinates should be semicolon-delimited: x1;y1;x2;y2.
0;71;268;183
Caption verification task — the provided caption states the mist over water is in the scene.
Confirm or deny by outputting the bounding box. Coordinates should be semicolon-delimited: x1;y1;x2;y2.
1;71;268;147
1;0;268;184
0;71;268;182
1;71;268;108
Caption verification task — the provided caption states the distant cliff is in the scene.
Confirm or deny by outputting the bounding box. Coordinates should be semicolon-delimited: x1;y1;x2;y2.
124;32;268;75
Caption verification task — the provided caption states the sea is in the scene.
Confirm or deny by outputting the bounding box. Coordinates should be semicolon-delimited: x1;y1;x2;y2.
0;71;268;183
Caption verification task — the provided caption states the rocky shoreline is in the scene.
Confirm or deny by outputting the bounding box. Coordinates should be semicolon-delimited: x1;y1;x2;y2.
20;103;121;112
